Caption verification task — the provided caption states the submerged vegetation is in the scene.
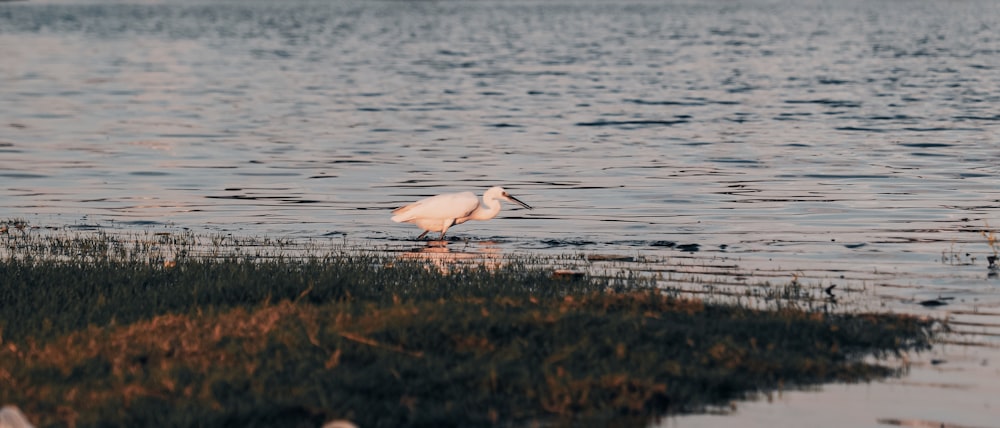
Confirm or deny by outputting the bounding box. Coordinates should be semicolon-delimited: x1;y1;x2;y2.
0;225;937;427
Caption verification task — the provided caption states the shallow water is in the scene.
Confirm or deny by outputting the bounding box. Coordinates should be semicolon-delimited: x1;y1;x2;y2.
1;0;999;425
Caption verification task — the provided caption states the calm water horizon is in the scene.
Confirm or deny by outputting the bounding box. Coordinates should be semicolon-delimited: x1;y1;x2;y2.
1;0;999;426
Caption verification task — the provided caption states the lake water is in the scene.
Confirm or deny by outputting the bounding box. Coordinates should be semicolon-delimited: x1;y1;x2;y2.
1;0;999;426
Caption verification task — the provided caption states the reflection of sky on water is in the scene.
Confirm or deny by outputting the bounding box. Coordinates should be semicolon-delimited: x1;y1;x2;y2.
0;1;999;426
0;0;996;300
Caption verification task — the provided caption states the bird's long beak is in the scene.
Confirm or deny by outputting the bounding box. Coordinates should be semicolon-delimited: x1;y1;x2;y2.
505;193;532;210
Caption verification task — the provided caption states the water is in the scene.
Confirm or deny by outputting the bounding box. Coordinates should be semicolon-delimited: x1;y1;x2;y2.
1;0;999;425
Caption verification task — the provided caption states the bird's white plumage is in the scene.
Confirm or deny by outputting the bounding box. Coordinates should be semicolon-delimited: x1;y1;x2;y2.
391;191;480;224
391;186;532;240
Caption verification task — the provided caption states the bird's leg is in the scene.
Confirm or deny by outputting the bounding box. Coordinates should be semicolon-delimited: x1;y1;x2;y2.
438;219;454;241
417;230;429;240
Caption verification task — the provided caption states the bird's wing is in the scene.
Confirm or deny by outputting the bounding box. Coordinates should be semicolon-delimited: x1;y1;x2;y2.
391;191;480;223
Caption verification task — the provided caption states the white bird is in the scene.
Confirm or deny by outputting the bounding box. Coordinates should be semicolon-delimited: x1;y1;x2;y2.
391;186;532;240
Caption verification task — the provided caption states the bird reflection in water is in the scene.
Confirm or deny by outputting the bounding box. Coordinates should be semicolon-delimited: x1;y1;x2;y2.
398;240;504;274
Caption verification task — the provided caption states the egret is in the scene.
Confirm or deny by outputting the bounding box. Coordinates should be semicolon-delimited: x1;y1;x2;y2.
391;186;532;240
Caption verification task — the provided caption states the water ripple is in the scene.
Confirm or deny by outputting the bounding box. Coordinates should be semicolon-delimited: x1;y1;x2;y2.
1;1;999;423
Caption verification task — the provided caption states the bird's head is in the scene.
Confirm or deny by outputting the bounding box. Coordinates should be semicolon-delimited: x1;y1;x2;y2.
487;186;532;210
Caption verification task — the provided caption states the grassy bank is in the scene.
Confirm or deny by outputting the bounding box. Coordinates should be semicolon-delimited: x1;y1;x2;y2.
0;229;936;427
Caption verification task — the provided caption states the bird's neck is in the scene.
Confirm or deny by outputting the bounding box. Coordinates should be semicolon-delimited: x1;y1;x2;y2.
470;197;501;221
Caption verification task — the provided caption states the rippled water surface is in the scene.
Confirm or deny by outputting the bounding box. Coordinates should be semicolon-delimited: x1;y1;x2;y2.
2;0;999;426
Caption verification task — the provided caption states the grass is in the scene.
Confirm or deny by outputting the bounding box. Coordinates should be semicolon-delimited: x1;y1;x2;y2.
0;226;937;427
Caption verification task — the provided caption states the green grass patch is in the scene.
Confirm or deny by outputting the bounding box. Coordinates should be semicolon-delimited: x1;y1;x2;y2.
0;230;936;427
